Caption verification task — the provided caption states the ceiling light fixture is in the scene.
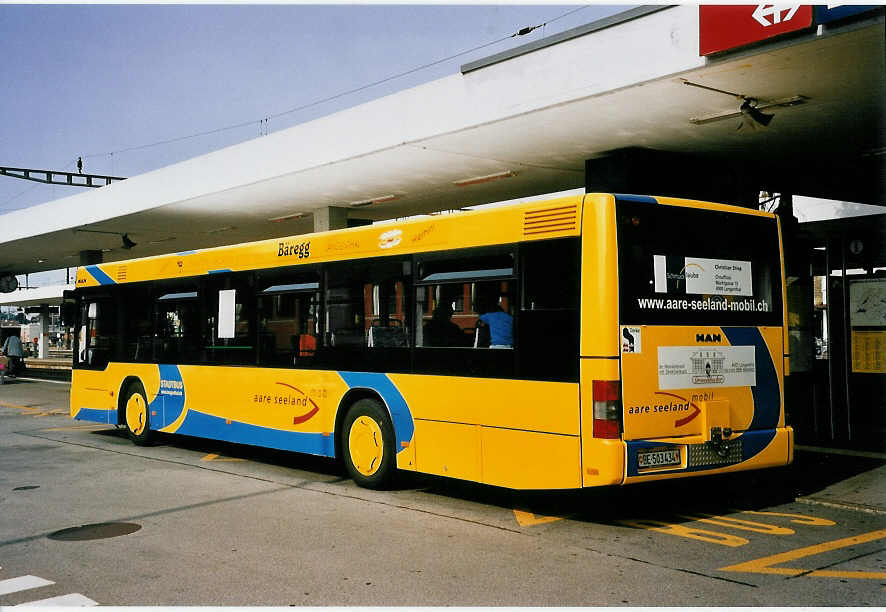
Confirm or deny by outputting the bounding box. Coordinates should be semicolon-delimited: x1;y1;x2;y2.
689;95;808;125
268;212;306;222
350;194;399;207
680;78;808;129
453;170;517;187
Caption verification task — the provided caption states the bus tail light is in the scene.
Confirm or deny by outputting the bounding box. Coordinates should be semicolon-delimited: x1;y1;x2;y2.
593;380;622;439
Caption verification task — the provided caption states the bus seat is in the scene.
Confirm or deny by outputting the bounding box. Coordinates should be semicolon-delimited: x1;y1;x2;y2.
298;334;317;357
368;326;407;348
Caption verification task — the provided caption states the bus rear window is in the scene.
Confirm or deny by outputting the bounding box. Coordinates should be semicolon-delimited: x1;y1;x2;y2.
616;199;783;326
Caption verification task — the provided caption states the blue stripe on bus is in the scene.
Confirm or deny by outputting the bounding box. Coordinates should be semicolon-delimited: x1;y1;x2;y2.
625;327;780;477
85;265;115;285
722;327;780;431
625;428;778;477
73;407;116;424
614;194;658;204
208;269;232;274
337;371;415;452
148;364;186;429
176;250;198;256
174;410;335;457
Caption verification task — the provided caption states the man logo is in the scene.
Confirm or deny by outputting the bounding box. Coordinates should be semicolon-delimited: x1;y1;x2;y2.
696;333;722;343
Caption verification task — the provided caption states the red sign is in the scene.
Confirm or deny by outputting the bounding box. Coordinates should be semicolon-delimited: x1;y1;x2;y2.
699;5;814;56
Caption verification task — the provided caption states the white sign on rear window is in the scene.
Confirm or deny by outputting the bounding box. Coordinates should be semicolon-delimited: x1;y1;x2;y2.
658;345;756;390
684;257;752;296
217;289;236;339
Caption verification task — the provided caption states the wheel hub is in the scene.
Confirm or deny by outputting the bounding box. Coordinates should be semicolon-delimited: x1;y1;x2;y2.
348;415;384;476
126;393;146;436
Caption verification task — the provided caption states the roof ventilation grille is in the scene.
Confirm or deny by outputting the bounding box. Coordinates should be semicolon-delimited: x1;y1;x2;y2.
523;204;578;237
116;266;128;282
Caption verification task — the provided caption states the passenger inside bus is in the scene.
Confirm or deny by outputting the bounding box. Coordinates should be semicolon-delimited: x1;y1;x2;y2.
423;303;467;347
476;294;513;348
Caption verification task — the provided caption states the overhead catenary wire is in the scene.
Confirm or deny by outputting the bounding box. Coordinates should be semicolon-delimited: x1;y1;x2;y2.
82;6;593;161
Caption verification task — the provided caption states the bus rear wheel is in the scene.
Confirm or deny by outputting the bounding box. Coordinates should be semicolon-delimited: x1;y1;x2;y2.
342;399;395;489
123;382;154;446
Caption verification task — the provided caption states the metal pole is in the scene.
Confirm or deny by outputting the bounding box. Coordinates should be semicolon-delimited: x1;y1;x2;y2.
825;242;835;440
841;234;852;441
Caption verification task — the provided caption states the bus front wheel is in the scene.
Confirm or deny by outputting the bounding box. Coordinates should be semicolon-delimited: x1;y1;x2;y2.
123;382;154;446
342;399;395;489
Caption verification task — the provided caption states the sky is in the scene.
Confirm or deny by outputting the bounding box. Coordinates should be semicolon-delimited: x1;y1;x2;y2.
0;3;625;212
0;3;636;286
0;3;881;289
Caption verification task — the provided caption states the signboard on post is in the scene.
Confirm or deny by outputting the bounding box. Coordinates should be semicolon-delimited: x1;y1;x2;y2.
699;5;814;56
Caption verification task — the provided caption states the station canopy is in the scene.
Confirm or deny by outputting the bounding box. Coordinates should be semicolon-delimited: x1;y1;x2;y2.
0;5;882;278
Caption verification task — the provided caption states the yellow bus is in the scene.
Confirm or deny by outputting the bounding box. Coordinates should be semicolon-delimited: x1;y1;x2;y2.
68;193;793;489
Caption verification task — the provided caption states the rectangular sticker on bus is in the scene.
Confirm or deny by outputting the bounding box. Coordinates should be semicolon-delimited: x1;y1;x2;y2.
653;255;753;296
657;345;756;390
621;326;642;354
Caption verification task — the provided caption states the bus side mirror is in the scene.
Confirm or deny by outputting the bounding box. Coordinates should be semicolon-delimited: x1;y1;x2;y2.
61;301;78;327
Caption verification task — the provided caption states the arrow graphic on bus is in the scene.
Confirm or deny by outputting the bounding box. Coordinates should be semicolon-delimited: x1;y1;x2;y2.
654;391;702;428
276;382;320;424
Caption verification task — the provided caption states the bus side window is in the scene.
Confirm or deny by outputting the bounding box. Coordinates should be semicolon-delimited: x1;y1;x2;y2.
154;285;201;364
416;284;472;348
77;298;117;368
473;281;513;349
77;302;90;365
203;272;256;366
415;250;515;349
256;268;321;367
119;282;154;363
325;259;411;349
518;238;580;381
325;285;364;348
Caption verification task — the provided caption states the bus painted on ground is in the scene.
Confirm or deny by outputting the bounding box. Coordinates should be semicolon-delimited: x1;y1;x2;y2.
69;193;793;489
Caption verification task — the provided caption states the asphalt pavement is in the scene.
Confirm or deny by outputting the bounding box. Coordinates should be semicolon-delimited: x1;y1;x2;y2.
793;445;886;515
0;378;884;606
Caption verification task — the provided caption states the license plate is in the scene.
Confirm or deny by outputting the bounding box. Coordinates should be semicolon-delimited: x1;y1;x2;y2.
637;447;681;469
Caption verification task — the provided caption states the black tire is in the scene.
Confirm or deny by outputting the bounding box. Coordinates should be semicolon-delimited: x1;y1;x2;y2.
342;398;396;489
122;381;154;446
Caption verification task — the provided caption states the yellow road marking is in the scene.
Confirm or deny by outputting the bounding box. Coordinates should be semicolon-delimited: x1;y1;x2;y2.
201;453;246;462
0;401;67;417
30;410;67;417
618;518;749;547
513;510;563;526
720;527;886;579
738;510;836;527
0;401;39;411
678;513;795;535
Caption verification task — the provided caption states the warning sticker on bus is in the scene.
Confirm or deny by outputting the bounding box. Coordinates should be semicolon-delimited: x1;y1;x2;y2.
621;326;642;354
658;345;756;390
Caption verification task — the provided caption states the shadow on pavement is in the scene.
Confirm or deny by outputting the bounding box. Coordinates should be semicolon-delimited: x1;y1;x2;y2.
89;427;884;524
789;449;885;498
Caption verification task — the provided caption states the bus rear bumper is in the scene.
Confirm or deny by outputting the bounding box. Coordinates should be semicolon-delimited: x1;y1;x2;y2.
622;426;793;485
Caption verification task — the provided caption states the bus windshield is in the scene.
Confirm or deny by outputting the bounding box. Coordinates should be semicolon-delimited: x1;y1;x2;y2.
616;199;783;327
